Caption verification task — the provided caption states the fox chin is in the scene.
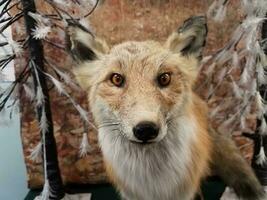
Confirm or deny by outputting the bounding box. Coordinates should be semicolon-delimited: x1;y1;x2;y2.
67;16;265;200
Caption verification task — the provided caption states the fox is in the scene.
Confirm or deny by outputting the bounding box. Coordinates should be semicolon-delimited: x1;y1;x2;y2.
66;16;265;200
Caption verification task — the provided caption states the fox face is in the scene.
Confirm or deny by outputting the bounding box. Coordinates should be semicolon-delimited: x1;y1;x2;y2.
68;16;207;145
100;42;192;143
68;16;210;200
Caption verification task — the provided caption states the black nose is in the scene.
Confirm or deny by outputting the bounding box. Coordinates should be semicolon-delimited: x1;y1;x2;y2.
133;121;159;142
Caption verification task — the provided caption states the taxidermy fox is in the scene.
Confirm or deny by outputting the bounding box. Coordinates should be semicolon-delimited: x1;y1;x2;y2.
67;16;265;200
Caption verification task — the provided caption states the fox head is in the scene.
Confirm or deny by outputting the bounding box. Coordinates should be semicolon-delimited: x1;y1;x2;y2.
67;16;207;144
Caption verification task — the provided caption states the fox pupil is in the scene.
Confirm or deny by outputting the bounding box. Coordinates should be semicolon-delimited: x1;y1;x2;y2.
158;73;171;87
110;73;124;87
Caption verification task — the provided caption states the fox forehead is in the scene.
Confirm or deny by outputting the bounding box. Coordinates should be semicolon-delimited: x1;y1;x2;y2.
107;41;169;69
103;41;197;75
111;41;162;55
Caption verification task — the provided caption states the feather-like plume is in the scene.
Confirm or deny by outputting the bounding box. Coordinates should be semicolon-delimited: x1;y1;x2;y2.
205;63;216;75
53;0;71;7
210;105;221;118
250;79;257;94
225;114;236;126
37;113;55;200
39;106;48;133
36;86;45;106
213;4;227;22
231;81;243;99
259;119;267;135
52;67;71;85
254;41;266;60
256;146;267;166
80;0;97;7
0;33;22;56
207;84;214;100
79;132;91;157
207;0;218;18
32;24;51;40
45;73;65;95
76;104;89;123
207;0;228;23
240;115;246;130
201;55;212;65
256;91;266;118
232;50;239;68
257;63;266;85
215;49;232;65
223;26;244;51
28;142;42;162
79;18;92;31
23;84;35;101
39;179;51;200
67;97;97;130
242;16;265;51
28;12;50;25
220;187;239;200
7;38;23;56
52;66;79;89
218;114;236;134
217;67;227;82
29;12;51;40
245;28;258;51
239;67;250;85
242;16;265;30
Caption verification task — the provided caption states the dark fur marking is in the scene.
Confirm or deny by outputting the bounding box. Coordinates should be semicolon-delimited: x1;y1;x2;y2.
177;16;208;60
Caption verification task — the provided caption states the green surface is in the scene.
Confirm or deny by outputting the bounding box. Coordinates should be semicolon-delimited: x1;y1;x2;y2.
25;179;226;200
201;177;226;200
24;184;120;200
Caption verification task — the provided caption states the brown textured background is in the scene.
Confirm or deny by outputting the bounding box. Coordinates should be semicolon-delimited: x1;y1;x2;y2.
13;0;254;188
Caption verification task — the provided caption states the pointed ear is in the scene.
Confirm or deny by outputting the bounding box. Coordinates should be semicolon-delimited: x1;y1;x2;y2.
165;16;208;60
66;24;109;62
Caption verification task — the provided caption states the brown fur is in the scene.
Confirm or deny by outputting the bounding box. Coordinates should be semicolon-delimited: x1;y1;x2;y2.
209;127;265;199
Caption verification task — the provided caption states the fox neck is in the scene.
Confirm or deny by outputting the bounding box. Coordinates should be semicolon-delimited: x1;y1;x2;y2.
98;111;198;200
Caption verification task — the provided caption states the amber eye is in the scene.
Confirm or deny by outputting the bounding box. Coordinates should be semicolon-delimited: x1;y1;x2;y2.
110;73;124;87
157;73;171;87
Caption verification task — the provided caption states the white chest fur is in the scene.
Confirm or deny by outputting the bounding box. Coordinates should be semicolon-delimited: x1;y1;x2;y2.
98;116;197;200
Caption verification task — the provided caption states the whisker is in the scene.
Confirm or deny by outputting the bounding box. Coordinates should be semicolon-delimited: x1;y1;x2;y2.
110;128;119;132
98;123;120;128
102;120;120;124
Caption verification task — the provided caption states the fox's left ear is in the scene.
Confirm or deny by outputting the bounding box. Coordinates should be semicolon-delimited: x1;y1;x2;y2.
65;23;109;90
165;16;208;60
66;23;109;62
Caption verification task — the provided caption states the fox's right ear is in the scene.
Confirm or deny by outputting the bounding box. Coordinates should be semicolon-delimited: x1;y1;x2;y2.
165;16;208;61
66;24;109;62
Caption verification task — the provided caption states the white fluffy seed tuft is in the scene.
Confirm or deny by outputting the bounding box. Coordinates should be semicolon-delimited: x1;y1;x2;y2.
32;25;51;39
79;132;92;157
28;142;42;162
23;84;35;101
36;86;45;106
256;146;267;166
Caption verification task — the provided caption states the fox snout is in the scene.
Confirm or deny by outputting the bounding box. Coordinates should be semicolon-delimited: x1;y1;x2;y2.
133;121;159;143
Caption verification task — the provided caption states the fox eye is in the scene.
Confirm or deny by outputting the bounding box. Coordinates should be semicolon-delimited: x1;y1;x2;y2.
157;73;171;87
110;73;124;87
